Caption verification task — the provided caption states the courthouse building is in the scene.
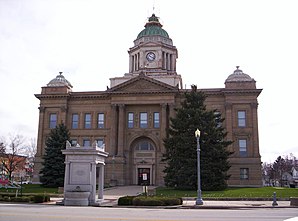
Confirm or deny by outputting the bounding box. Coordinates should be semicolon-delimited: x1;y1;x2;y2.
34;14;262;187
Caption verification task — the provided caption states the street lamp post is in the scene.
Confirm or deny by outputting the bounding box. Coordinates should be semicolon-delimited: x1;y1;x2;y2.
195;129;203;205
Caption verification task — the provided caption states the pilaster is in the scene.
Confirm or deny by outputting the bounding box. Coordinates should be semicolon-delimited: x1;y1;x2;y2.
110;104;117;156
251;102;260;157
117;104;125;156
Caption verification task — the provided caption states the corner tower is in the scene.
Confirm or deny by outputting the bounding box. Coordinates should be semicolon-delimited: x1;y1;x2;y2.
110;14;183;88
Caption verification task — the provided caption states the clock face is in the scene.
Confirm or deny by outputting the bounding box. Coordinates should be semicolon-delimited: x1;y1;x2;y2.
146;52;156;62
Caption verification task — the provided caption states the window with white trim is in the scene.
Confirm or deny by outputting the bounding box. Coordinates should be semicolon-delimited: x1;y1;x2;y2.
128;112;134;128
153;112;160;128
97;113;104;128
239;139;247;157
240;168;249;180
49;113;57;129
72;114;79;129
140;112;148;128
84;113;91;129
238;111;246;127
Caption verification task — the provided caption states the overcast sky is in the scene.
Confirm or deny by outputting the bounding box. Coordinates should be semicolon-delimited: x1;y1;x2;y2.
0;0;297;163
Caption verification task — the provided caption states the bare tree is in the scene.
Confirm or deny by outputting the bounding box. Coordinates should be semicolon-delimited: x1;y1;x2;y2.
0;142;5;156
0;134;27;180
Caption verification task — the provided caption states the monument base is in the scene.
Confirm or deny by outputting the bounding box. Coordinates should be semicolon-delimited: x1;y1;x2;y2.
64;191;90;206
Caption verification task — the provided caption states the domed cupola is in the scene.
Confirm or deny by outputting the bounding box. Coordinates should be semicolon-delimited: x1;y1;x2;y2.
47;72;73;88
225;66;256;89
134;14;173;46
225;66;253;82
111;13;182;89
42;72;72;94
137;14;170;39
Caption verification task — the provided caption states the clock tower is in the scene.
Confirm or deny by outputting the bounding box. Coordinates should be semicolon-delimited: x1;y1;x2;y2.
110;14;183;88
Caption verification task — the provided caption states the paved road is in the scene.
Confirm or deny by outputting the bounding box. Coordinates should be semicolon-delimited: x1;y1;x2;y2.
0;203;297;221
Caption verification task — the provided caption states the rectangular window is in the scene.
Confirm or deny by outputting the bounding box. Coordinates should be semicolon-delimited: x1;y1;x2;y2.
49;113;57;128
70;139;77;147
97;113;104;128
72;114;79;129
83;139;90;147
84;113;91;129
153;112;160;128
140;112;148;128
96;138;104;148
240;168;249;180
214;111;222;127
128;112;134;128
239;139;247;157
238;111;246;127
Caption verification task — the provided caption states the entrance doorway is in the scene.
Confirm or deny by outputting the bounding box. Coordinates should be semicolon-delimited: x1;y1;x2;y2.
138;168;150;185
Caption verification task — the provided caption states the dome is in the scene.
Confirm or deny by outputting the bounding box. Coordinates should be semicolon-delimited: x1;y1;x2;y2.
137;14;170;39
225;66;253;82
47;72;73;88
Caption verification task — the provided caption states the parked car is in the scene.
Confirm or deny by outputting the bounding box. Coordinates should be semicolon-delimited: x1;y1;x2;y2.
13;180;31;185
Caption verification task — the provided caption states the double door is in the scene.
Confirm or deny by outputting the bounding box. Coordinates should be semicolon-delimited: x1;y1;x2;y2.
138;168;150;185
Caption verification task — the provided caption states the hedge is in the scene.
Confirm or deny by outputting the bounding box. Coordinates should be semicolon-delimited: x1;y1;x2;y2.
0;194;50;203
118;196;182;206
118;196;136;205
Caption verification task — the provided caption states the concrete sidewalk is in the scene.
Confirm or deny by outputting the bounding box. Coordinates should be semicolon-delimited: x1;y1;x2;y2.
100;186;293;208
50;186;294;208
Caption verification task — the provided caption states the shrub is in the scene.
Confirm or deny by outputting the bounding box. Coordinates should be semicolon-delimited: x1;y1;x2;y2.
118;196;136;205
33;194;49;203
3;196;10;201
132;196;183;206
44;195;51;202
10;197;31;202
133;197;164;206
162;197;183;206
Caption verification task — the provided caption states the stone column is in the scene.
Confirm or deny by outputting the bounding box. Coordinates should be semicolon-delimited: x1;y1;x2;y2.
36;106;45;156
251;102;260;157
134;55;137;72
161;104;167;144
32;107;46;183
98;164;104;200
64;162;70;186
110;104;117;156
171;54;176;71
90;162;96;203
167;53;171;70
117;104;125;156
225;103;233;151
136;53;139;71
60;105;67;125
129;55;132;73
168;103;175;121
163;52;166;69
170;54;174;71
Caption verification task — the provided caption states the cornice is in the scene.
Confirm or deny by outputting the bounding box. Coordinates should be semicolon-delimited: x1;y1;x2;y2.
35;94;70;100
69;93;110;100
223;88;262;95
108;90;179;96
181;88;225;96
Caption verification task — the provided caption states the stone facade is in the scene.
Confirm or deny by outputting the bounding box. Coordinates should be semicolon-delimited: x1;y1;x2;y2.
33;14;262;187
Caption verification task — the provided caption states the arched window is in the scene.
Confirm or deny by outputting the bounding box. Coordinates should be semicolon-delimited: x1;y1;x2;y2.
135;140;154;151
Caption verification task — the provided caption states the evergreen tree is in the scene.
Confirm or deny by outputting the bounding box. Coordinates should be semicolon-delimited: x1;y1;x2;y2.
163;85;232;190
40;123;70;187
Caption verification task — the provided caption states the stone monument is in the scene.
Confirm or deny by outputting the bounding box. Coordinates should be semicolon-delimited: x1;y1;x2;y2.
62;141;108;206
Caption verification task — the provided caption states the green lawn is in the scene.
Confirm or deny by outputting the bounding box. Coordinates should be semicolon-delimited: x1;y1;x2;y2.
156;187;298;199
1;185;297;199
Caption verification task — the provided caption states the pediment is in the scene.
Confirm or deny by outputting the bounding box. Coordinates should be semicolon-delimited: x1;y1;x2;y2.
108;74;178;94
